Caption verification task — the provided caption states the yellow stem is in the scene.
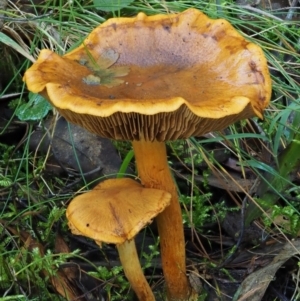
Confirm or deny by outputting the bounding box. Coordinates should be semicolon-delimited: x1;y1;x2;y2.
117;240;155;301
132;139;195;300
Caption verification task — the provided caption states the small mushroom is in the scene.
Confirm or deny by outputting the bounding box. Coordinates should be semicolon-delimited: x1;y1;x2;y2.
67;178;171;301
24;8;271;300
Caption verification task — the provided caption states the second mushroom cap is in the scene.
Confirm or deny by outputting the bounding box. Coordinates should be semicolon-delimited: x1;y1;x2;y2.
66;178;171;245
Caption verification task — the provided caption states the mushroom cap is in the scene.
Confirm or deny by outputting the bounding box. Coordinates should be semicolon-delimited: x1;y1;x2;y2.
66;178;171;244
24;8;271;141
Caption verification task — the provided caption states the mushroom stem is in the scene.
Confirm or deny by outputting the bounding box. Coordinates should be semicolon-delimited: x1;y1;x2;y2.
132;139;196;300
117;240;155;301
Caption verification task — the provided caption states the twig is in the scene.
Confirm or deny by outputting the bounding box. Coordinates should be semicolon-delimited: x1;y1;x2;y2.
240;5;285;21
0;92;22;99
285;0;299;21
0;11;54;22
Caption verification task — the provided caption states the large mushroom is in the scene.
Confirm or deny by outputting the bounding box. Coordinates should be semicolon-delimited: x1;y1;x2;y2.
23;8;271;300
67;178;171;301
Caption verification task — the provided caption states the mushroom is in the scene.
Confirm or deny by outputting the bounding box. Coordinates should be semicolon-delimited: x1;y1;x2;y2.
66;177;171;301
23;8;271;300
